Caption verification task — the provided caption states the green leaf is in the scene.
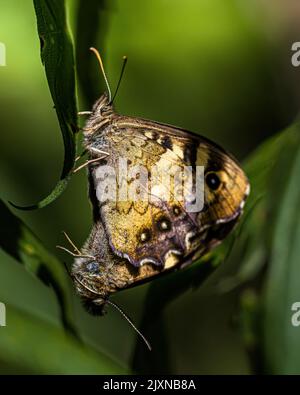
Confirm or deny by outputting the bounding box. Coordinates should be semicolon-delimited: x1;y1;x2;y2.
11;0;78;210
244;130;287;215
0;199;77;337
131;252;223;373
263;123;300;374
216;129;295;293
0;304;127;374
228;122;300;374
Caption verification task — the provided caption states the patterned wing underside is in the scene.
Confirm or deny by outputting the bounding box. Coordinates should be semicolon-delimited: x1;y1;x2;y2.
89;118;249;267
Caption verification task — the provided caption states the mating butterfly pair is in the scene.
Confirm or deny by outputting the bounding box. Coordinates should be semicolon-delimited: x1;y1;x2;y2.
65;49;249;349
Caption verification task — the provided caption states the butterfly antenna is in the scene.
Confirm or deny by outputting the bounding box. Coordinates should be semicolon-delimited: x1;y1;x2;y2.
106;299;152;351
90;47;112;102
110;56;128;104
72;274;151;350
62;231;81;254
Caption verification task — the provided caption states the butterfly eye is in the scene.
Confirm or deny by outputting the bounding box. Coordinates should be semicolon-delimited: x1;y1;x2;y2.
205;172;221;191
86;261;99;273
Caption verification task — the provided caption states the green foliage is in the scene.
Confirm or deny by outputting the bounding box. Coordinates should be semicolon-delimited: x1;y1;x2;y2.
0;199;77;336
231;124;300;374
0;304;126;374
1;0;300;375
263;125;300;374
11;0;78;210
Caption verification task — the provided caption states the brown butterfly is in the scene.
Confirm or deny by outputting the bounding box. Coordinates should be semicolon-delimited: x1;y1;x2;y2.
64;48;249;349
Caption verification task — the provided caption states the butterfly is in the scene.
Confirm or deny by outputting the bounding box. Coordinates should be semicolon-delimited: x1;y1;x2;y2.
65;48;250;349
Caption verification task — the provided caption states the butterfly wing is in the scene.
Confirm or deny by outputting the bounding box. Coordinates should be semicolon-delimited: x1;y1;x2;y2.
87;116;249;268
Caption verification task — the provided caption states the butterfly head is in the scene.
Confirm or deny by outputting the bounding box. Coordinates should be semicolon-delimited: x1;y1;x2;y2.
82;93;116;138
92;93;115;118
72;256;107;315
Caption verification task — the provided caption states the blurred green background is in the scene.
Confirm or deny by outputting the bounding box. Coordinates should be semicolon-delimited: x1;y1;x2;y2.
0;0;300;374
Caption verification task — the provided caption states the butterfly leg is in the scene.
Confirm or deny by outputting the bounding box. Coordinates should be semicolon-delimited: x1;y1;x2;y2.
78;111;92;116
75;149;88;163
73;153;109;173
82;124;101;133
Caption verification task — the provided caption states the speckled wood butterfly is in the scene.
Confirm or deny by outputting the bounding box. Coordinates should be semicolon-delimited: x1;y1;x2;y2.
63;49;250;349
